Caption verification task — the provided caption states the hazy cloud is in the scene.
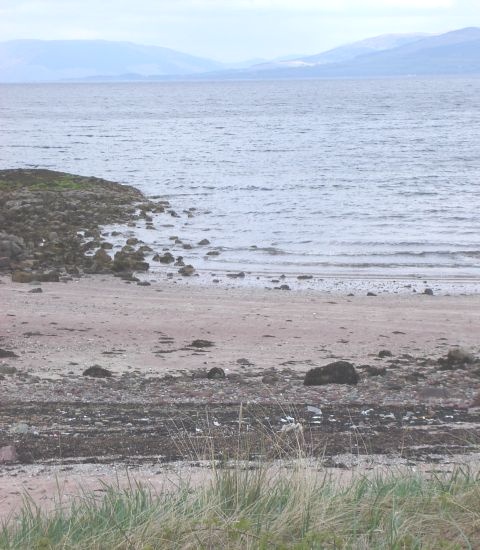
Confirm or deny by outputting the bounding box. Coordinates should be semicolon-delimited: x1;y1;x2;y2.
0;0;477;61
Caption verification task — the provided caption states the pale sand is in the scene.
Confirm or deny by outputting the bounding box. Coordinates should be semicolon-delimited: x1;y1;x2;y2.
1;275;479;381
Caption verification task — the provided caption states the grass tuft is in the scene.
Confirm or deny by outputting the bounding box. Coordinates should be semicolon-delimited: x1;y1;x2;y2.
1;463;480;549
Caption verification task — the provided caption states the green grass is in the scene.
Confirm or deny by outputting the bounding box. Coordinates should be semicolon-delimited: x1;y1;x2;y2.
0;171;92;192
1;464;479;549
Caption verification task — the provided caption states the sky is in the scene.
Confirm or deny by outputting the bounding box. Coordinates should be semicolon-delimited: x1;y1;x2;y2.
0;0;479;62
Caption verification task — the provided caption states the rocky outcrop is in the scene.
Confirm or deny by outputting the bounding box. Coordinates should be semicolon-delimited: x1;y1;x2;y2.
304;361;359;386
0;169;165;279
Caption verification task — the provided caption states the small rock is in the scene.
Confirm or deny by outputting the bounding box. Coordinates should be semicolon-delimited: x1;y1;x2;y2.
156;252;175;264
367;292;377;297
0;349;18;359
262;373;279;384
179;265;195;276
297;275;313;280
227;272;245;279
424;288;434;296
137;281;151;286
378;350;393;358
275;284;291;291
362;365;387;377
83;365;112;378
38;270;60;282
438;348;476;370
207;367;225;380
12;271;34;283
0;365;17;375
0;445;17;463
198;239;210;245
29;287;43;294
304;361;359;386
236;358;253;366
190;339;214;348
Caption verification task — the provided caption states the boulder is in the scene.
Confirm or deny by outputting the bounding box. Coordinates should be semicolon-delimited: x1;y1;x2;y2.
0;349;18;358
198;239;210;245
190;339;214;348
11;270;34;283
438;348;476;370
38;270;60;282
304;361;359;386
157;252;175;264
0;232;26;260
83;365;112;378
0;445;17;464
207;367;225;380
179;265;195;276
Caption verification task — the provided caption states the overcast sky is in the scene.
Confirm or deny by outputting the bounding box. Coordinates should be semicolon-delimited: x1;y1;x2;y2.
0;0;478;61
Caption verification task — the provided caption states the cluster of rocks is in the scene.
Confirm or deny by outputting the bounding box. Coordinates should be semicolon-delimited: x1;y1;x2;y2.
0;169;170;281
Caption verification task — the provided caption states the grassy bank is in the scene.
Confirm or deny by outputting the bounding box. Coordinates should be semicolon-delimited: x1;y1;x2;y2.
1;463;479;549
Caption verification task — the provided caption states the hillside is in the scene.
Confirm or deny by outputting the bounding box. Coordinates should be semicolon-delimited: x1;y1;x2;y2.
0;39;224;82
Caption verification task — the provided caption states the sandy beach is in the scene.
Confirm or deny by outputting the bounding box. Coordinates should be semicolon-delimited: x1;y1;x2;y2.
1;274;480;518
1;274;479;399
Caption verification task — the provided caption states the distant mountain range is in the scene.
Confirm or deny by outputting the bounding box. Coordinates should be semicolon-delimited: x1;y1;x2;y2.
1;27;479;82
251;33;430;71
239;27;480;79
0;40;224;82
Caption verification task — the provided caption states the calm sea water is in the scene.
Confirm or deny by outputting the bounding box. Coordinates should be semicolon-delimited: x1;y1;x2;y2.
1;78;480;277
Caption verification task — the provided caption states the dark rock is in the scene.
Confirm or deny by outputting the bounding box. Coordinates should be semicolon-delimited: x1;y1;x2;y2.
367;292;377;296
0;257;10;268
0;349;18;358
182;244;193;250
207;367;225;380
179;265;195;276
297;275;313;280
38;270;60;282
12;270;34;283
236;358;253;366
424;288;434;296
0;233;26;260
93;248;112;267
190;339;214;348
206;251;220;256
29;287;43;293
112;251;149;272
438;348;476;370
227;272;245;279
275;284;291;291
362;365;387;377
262;373;279;384
304;361;359;386
378;350;393;358
198;239;210;245
137;281;151;286
83;365;112;378
0;445;17;464
126;237;140;246
154;253;175;264
0;365;17;375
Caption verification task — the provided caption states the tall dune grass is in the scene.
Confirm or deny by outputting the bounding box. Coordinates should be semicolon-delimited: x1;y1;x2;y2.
1;462;480;549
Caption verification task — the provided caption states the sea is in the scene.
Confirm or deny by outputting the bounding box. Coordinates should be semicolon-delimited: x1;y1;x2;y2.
1;78;480;280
